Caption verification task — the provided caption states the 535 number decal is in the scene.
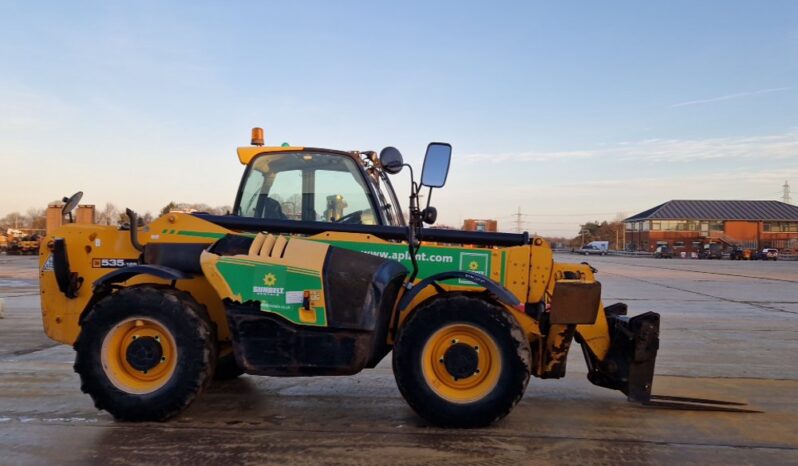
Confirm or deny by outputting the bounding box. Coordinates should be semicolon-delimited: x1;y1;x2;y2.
92;258;138;268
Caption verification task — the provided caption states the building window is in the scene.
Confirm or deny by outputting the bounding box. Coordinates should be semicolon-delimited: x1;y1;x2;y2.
659;220;701;231
673;241;685;248
764;222;798;233
651;221;661;231
709;221;724;231
641;221;650;231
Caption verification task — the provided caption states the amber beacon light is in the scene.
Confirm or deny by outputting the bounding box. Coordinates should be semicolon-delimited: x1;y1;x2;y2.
251;127;264;146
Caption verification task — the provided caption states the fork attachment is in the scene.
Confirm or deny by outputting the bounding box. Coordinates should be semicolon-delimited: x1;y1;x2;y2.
583;306;660;401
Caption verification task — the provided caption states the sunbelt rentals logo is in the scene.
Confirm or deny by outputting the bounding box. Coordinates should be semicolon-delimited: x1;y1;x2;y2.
459;252;489;284
253;272;284;296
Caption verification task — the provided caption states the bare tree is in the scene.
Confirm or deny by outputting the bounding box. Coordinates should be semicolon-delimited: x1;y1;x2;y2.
97;203;120;226
26;208;47;230
1;212;25;230
159;202;230;215
160;201;179;215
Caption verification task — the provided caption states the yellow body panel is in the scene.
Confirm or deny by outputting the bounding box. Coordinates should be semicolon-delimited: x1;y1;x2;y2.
147;212;233;243
236;146;306;165
528;241;554;303
40;223;141;343
40;214;235;345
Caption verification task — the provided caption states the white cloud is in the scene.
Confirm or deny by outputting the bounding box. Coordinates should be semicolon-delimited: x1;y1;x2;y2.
463;150;593;163
669;87;791;108
462;129;798;164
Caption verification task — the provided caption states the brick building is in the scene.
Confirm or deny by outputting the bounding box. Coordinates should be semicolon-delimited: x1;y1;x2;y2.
463;219;497;232
46;203;96;234
624;200;798;253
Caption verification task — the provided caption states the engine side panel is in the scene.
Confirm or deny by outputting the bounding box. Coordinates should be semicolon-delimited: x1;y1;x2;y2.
201;233;407;375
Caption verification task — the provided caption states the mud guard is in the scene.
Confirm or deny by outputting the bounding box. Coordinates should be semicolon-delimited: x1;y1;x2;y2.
92;265;191;289
397;271;521;311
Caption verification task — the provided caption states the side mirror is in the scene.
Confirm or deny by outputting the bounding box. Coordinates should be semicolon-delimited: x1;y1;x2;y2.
379;146;404;175
420;142;451;188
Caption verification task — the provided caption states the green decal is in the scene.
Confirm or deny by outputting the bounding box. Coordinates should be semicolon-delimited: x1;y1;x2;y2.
175;230;226;239
458;252;490;284
215;259;327;327
317;240;496;287
159;229;225;240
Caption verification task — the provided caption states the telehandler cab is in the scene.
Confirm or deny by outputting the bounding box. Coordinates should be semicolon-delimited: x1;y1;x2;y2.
39;128;677;426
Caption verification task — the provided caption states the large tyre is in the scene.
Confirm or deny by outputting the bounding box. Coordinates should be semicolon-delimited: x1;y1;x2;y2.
213;345;245;380
74;286;217;421
393;294;531;427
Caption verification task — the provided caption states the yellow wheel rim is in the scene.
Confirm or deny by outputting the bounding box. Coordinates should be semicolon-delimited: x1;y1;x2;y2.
101;317;178;395
421;323;502;404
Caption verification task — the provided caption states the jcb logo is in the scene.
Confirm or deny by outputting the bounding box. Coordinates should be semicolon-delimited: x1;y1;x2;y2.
92;258;138;268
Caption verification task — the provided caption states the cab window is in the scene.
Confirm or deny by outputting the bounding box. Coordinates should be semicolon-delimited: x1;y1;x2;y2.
236;152;378;225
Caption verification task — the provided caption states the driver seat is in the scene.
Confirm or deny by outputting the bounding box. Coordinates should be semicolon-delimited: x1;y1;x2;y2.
254;194;286;220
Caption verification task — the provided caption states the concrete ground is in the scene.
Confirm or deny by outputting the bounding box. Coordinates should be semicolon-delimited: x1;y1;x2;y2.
1;253;796;465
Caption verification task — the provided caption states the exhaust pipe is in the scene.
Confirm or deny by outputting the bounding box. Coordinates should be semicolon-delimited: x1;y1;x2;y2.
125;208;144;253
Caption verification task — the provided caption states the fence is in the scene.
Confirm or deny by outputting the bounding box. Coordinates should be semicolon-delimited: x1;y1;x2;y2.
556;249;798;261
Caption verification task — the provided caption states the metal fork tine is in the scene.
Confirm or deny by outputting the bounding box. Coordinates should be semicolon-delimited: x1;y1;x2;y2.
642;400;762;413
650;395;749;406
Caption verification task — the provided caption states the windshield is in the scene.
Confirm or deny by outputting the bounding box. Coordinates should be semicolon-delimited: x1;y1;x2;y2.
235;151;380;225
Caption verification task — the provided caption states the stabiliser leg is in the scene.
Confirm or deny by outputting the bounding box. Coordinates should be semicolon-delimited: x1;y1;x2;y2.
582;306;761;413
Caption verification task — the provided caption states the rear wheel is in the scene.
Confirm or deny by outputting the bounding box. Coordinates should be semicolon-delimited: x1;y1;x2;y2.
74;286;217;421
393;294;531;427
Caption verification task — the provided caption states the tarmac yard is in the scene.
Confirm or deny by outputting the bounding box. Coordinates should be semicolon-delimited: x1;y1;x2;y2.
1;254;796;465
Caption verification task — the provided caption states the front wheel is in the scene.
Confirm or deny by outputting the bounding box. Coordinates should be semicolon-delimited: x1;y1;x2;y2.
74;286;217;421
393;294;531;427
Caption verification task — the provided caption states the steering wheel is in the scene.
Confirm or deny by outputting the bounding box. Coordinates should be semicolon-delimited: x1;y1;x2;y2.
62;191;84;217
335;209;364;224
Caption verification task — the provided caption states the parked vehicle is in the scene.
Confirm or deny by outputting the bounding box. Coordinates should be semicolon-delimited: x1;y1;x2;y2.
753;248;779;261
654;246;673;259
578;241;609;256
729;247;746;260
6;235;40;255
698;243;723;260
577;245;606;255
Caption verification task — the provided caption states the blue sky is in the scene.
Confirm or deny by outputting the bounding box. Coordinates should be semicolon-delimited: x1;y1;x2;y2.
1;1;796;235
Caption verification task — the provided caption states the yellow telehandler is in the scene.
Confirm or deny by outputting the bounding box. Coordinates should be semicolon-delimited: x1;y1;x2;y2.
39;128;744;426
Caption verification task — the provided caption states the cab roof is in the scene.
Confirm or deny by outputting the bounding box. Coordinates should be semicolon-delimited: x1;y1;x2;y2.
236;146;363;165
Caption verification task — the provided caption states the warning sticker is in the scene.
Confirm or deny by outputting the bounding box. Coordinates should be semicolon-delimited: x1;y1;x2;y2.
285;291;304;304
41;255;54;272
